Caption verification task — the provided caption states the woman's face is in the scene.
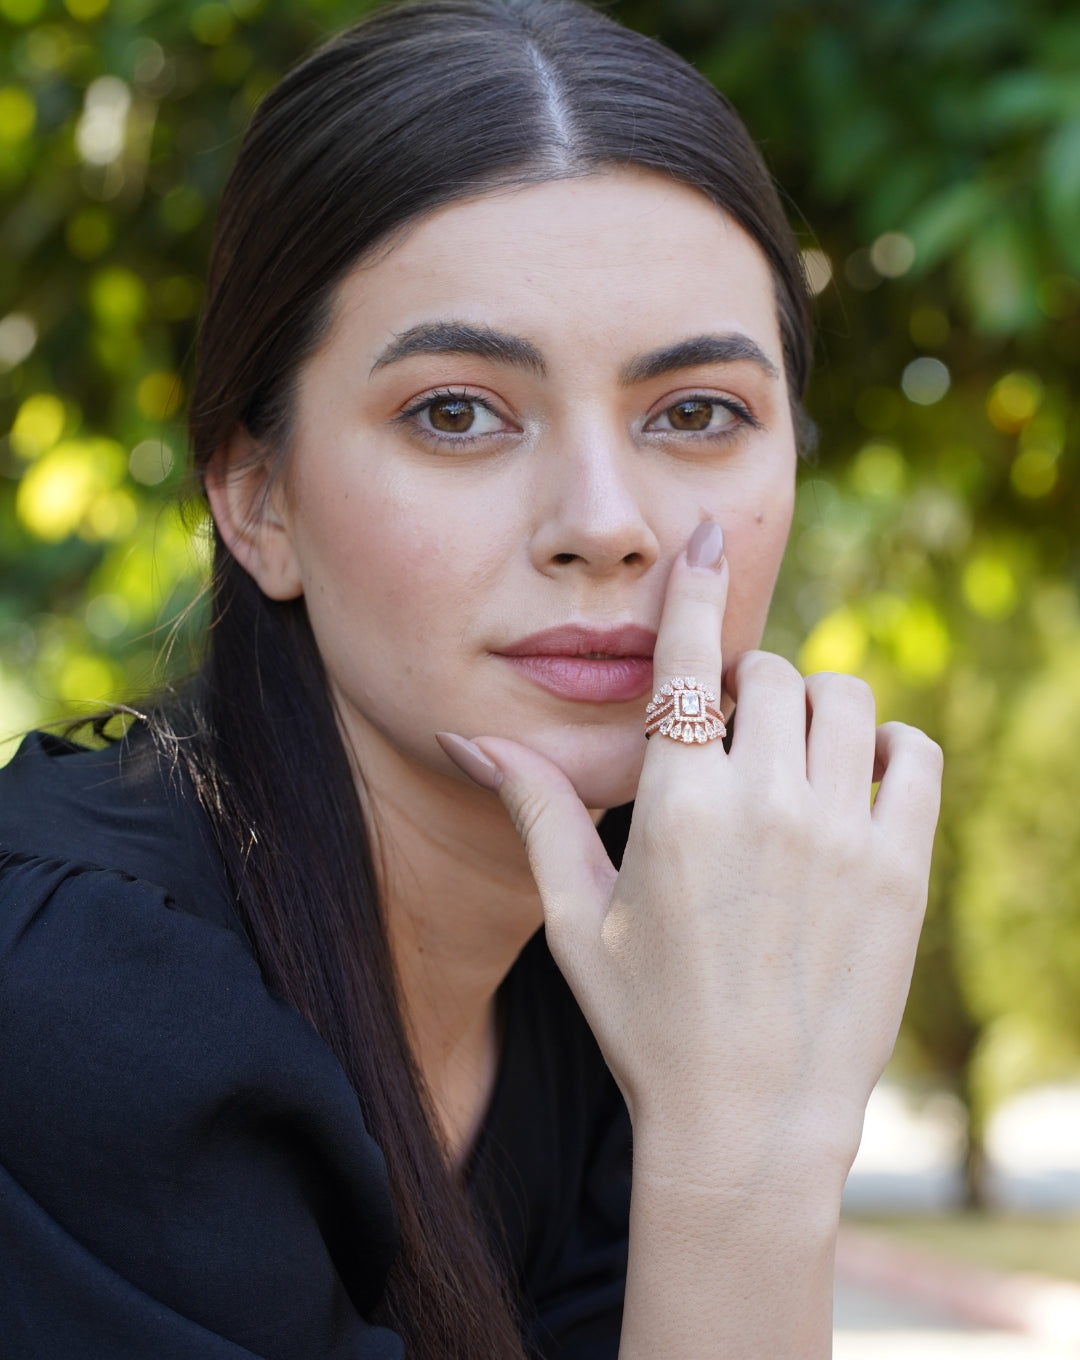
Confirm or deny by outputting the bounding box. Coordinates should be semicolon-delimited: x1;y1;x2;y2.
257;170;798;808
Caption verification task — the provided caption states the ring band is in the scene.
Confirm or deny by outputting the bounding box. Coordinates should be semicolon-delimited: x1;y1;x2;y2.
645;676;726;743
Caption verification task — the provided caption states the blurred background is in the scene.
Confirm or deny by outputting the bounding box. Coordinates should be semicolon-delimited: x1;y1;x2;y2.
2;0;1079;1282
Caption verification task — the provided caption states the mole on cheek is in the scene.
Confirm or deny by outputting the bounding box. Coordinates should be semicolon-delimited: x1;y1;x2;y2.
755;511;764;524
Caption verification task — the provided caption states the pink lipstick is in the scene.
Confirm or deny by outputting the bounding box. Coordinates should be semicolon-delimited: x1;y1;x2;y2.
495;624;655;703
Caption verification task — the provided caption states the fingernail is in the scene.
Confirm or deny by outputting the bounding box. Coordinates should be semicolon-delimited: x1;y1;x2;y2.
436;731;503;791
686;519;725;570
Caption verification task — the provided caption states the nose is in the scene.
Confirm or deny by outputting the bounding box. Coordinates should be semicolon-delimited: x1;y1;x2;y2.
529;425;660;578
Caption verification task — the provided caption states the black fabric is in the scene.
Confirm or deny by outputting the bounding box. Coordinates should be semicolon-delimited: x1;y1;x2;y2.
0;731;631;1359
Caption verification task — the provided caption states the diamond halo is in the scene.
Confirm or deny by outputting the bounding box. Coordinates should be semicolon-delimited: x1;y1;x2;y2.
644;676;726;744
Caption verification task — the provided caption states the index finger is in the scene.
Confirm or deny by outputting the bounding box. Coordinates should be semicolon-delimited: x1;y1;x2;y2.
645;520;729;745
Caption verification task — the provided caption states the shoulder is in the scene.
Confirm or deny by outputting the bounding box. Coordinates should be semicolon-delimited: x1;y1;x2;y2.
0;845;394;1241
0;733;402;1352
0;727;382;1194
0;727;236;930
0;729;279;1141
0;729;278;1145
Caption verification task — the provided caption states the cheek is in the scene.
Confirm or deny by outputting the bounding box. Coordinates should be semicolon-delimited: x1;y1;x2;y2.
289;463;514;680
303;512;450;645
294;512;480;748
718;482;794;652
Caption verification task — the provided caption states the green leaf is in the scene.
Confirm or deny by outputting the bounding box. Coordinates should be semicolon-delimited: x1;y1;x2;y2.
1043;116;1080;271
961;212;1042;335
979;70;1080;134
905;180;994;273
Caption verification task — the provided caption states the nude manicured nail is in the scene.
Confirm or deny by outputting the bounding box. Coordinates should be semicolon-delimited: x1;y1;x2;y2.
436;731;504;791
686;519;725;570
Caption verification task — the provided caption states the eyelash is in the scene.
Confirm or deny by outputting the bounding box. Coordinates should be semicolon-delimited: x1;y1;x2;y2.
396;388;509;447
646;394;761;439
395;388;761;448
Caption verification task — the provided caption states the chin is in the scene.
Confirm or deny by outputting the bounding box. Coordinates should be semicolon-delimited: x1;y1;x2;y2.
541;728;645;811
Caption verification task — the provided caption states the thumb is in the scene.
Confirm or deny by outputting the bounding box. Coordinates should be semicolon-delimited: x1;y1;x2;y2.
435;731;615;946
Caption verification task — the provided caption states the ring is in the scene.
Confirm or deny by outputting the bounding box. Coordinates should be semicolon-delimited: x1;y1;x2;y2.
644;676;727;743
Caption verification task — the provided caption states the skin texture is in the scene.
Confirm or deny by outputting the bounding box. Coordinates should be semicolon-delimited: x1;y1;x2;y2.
216;171;795;807
208;169;943;1357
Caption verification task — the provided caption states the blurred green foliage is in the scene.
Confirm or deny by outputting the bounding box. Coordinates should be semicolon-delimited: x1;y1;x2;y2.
1;0;1078;1196
0;0;365;734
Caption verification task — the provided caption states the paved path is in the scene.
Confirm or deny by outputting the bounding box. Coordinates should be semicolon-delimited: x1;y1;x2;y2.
834;1277;1080;1357
830;1080;1080;1353
835;1329;1080;1357
832;1223;1080;1357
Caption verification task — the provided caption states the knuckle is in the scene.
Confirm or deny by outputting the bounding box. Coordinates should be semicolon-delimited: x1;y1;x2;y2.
808;670;876;713
749;777;806;841
920;734;945;775
652;783;711;837
508;786;547;846
882;721;945;775
634;814;687;877
737;649;802;694
635;769;724;853
821;815;870;873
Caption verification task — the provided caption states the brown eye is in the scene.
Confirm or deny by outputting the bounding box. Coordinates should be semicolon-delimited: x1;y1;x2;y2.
666;399;714;431
428;397;476;432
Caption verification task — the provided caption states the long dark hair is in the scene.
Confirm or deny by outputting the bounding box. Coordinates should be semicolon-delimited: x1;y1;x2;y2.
175;2;814;1355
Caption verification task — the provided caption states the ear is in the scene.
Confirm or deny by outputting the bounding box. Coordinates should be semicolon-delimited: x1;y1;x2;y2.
204;427;304;601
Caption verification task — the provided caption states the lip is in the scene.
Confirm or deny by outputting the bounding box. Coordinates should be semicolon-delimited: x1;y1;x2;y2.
495;623;656;704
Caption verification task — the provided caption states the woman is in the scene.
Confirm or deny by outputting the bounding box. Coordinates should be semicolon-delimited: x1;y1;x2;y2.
0;1;942;1356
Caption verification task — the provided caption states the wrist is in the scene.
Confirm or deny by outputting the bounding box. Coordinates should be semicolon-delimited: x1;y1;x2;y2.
622;1119;842;1360
627;1098;859;1213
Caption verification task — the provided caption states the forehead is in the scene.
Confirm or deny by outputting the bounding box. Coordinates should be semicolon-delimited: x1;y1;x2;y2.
326;169;785;376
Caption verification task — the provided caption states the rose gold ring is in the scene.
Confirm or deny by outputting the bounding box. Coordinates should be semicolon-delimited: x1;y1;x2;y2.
644;676;726;744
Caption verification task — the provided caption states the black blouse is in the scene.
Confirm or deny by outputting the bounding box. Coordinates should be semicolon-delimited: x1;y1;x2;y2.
0;731;632;1359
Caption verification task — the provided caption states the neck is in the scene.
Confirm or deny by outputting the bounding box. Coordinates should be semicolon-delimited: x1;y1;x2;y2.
347;722;544;1163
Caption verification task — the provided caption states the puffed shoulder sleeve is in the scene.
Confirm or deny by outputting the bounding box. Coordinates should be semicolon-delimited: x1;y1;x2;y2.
0;850;404;1360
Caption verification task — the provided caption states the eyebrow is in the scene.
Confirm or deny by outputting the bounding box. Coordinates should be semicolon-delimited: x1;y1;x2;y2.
620;334;780;385
369;322;780;386
370;322;546;376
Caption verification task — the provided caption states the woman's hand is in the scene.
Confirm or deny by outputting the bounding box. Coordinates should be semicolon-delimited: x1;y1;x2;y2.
439;519;942;1356
467;522;942;1163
